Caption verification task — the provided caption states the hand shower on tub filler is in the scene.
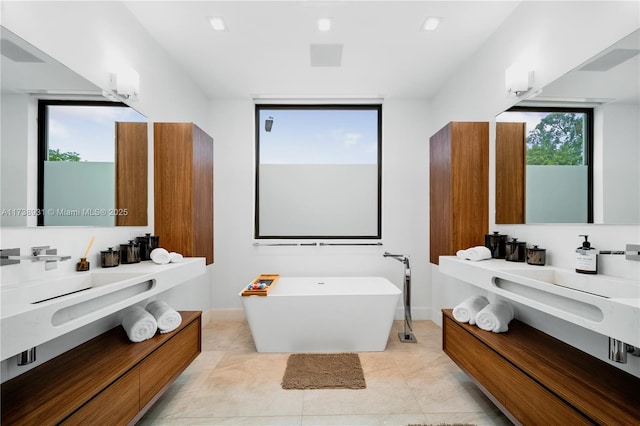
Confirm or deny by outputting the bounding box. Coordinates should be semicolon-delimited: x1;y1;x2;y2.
383;252;416;343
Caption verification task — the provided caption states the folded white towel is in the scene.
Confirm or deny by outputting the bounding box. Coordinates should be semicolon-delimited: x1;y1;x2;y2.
121;306;157;342
146;300;182;333
456;249;467;259
452;295;490;325
476;301;514;333
169;252;184;263
464;246;492;261
150;248;170;265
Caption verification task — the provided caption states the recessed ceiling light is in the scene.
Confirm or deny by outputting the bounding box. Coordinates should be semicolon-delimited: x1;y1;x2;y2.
317;18;332;32
422;17;441;31
209;17;227;31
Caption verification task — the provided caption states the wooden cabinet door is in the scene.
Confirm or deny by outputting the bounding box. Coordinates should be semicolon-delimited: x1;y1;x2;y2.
115;121;148;226
139;318;201;408
61;369;139;426
429;122;488;264
154;123;214;264
496;122;526;224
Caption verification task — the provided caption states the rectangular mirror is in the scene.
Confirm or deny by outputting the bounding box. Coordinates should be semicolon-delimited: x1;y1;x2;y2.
495;29;639;224
0;26;149;227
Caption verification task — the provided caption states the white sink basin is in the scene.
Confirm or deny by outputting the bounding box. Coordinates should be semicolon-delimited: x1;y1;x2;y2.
2;272;148;305
439;257;640;348
1;258;206;361
503;268;639;299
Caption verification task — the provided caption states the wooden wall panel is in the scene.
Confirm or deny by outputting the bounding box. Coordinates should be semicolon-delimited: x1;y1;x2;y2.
429;122;488;264
495;122;526;224
154;123;213;264
115;121;148;226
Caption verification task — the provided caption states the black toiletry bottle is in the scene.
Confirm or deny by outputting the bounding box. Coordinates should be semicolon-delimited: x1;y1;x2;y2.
575;235;598;274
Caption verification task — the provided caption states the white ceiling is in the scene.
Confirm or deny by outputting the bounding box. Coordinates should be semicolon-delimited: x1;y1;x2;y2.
123;1;521;99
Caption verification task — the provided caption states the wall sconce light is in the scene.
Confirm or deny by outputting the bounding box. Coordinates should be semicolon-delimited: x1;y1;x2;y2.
111;66;139;100
265;116;274;132
505;63;533;96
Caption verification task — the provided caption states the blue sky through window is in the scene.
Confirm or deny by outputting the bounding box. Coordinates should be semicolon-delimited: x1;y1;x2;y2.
258;107;379;165
47;105;146;162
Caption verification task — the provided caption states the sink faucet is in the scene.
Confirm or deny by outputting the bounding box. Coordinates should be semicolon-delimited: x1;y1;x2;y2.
0;246;71;270
599;244;640;261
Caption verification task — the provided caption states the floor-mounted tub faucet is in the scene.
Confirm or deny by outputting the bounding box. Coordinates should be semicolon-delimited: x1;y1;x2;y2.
384;252;417;343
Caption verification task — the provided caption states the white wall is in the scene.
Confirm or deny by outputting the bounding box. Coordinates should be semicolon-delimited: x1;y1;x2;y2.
428;1;640;377
0;94;31;226
209;98;431;319
602;103;640;224
0;2;212;381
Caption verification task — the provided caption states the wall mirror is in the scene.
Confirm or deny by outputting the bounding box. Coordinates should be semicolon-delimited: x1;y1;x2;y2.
1;26;148;227
495;29;639;225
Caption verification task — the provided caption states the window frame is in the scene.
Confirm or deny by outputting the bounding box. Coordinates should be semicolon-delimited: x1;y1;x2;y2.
36;99;129;226
505;105;594;223
254;103;382;239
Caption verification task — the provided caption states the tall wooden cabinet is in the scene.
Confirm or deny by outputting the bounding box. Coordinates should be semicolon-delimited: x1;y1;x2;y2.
495;122;526;224
429;122;488;264
154;123;214;264
115;121;148;226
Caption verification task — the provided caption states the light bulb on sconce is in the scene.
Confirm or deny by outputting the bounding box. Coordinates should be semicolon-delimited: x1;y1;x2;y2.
265;116;274;132
110;66;140;100
505;63;534;96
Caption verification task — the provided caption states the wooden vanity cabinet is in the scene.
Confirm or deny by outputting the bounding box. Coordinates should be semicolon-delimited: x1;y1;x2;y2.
442;309;640;425
154;122;214;264
1;311;202;426
429;122;488;264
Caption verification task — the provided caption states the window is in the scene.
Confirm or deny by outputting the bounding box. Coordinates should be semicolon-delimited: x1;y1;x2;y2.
37;100;146;226
496;106;594;223
255;104;382;239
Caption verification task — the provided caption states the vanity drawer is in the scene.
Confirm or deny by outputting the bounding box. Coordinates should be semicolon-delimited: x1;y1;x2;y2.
443;315;507;404
61;369;139;426
139;318;201;407
504;367;592;425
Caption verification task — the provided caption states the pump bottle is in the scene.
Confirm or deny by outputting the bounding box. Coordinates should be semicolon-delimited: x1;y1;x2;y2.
576;235;598;274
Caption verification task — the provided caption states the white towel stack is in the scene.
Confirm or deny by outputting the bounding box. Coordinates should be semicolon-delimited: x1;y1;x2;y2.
150;248;171;264
456;246;492;261
452;295;490;325
121;306;158;342
146;300;182;333
150;248;184;264
476;301;514;333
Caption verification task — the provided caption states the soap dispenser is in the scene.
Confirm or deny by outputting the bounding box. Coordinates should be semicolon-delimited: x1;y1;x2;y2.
576;235;598;274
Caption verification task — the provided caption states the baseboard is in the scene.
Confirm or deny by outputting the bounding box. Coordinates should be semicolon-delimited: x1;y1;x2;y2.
204;309;246;325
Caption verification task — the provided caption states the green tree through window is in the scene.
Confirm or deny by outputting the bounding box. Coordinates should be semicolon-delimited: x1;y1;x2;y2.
526;112;585;165
48;148;81;161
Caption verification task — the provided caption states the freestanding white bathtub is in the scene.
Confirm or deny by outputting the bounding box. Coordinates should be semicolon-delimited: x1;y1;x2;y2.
240;276;401;352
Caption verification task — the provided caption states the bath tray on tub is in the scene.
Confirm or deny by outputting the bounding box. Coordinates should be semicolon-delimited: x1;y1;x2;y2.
242;274;280;296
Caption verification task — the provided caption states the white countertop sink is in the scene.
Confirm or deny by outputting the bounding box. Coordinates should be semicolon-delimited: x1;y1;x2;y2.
439;257;640;347
500;268;639;299
1;258;206;360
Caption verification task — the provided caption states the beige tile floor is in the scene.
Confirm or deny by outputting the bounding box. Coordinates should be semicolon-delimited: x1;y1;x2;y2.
139;320;512;426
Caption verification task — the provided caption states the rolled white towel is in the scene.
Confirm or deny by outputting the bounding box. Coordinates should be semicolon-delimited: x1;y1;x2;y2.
169;252;184;263
464;246;492;261
476;301;514;333
150;248;170;265
121;306;157;342
146;300;182;333
452;295;490;325
456;249;467;259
